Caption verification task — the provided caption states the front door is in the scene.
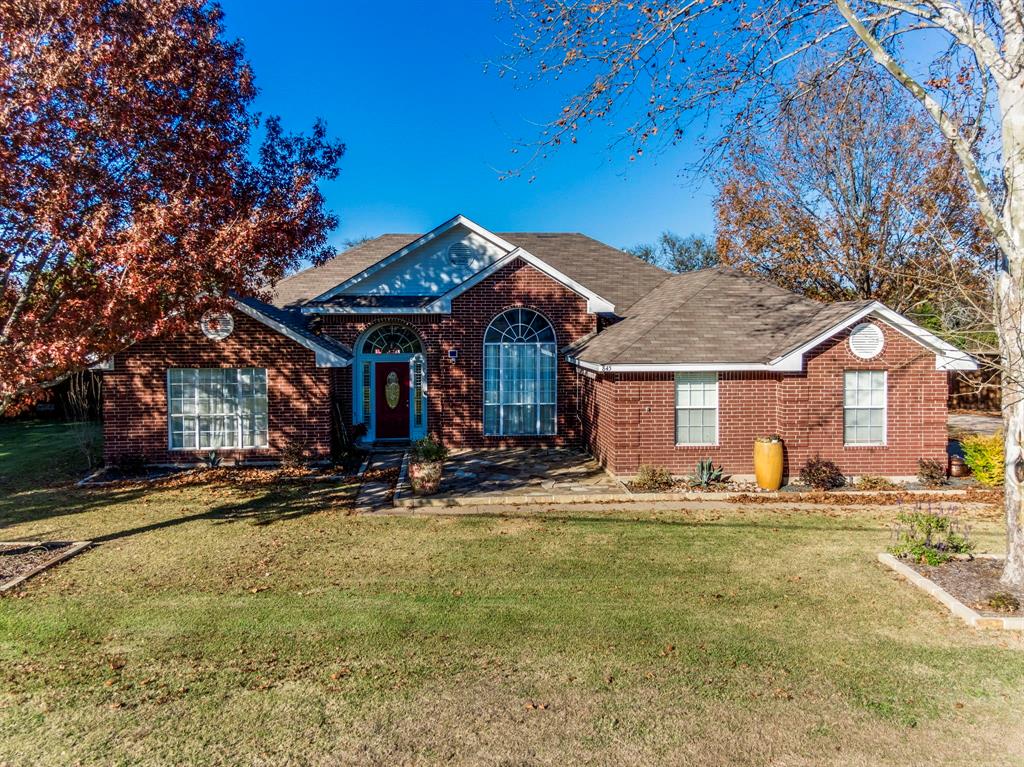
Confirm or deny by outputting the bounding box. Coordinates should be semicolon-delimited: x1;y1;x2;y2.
374;362;410;439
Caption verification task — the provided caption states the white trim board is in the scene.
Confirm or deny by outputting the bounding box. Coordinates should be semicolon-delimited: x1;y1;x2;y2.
569;304;978;373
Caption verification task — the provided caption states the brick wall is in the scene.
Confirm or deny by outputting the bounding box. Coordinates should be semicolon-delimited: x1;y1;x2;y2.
102;312;332;464
588;320;949;478
323;258;596;447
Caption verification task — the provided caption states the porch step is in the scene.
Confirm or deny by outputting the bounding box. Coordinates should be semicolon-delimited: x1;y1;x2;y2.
354;451;407;513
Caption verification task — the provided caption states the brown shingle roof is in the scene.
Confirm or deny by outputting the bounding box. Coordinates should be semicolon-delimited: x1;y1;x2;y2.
270;235;420;308
569;267;872;365
270;232;670;313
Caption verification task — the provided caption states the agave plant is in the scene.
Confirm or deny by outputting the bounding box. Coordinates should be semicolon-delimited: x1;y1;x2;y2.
692;458;723;489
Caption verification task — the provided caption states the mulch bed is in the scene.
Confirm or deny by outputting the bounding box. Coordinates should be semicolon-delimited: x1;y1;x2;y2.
79;464;361;491
906;557;1024;617
730;487;1003;506
0;542;77;583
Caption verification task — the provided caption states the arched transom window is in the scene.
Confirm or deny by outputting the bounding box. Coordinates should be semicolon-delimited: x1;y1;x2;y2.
362;325;422;355
484;308;556;436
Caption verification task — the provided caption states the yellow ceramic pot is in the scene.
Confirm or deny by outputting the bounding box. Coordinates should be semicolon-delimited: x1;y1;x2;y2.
753;440;784;491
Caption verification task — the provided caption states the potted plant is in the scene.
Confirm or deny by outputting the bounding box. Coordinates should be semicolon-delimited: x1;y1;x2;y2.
753;434;784;491
408;436;448;495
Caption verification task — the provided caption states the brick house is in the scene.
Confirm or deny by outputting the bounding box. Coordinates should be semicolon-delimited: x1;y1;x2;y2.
101;215;976;479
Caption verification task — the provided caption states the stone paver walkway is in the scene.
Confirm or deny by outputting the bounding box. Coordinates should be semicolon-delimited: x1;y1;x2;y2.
426;447;624;501
354;451;405;513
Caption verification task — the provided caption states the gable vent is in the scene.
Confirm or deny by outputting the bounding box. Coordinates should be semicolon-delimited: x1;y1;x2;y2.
447;242;475;266
848;322;884;359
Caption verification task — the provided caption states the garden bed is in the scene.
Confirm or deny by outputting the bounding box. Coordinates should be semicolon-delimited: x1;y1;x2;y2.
905;556;1023;618
78;462;363;489
0;541;93;592
878;553;1024;631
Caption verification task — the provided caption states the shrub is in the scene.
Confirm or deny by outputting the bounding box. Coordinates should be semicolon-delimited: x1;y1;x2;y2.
959;432;1004;486
690;458;724;489
917;459;947;488
888;504;974;565
799;456;846;490
411;436;448;464
632;464;674;491
855;475;899;491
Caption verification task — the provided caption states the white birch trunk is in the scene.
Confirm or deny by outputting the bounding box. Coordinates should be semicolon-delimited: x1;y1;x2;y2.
997;73;1024;588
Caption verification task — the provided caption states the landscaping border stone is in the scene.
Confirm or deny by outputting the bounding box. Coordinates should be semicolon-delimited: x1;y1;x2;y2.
0;541;93;593
395;486;976;508
877;552;1024;631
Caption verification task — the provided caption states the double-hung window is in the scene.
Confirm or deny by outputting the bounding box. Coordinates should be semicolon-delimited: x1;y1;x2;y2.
168;368;268;450
844;370;886;445
675;372;718;445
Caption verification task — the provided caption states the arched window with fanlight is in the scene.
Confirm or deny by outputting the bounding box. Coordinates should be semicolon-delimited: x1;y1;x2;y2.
484;308;557;436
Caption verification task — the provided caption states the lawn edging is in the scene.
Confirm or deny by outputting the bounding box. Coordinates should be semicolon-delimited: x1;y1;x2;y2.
0;541;93;593
877;552;1024;631
394;487;975;508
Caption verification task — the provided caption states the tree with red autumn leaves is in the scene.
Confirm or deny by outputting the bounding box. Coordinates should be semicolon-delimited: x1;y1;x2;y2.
0;0;344;414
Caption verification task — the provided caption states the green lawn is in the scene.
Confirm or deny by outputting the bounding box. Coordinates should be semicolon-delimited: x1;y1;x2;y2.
1;420;1022;766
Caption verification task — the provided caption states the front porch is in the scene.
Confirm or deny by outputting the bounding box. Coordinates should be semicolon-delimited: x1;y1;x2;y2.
394;447;627;506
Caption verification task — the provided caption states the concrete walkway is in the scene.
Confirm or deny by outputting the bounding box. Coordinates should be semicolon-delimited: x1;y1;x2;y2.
354;451;406;513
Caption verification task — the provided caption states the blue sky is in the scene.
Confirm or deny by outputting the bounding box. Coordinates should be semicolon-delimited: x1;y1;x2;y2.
217;0;715;252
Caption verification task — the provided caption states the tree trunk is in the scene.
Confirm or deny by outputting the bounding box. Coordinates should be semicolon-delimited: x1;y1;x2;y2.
998;74;1024;588
999;274;1024;588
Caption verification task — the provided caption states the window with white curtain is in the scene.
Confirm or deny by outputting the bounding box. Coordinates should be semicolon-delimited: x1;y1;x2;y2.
168;368;268;450
675;372;718;445
844;370;886;445
483;309;556;436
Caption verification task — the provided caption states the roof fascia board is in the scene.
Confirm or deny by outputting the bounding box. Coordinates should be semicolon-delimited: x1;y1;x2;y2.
310;215;517;303
234;300;351;368
301;304;450;315
567;357;784;373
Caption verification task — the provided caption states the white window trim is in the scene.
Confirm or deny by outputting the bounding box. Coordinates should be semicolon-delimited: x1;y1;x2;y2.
166;368;269;452
843;370;888;447
674;372;720;447
482;309;559;437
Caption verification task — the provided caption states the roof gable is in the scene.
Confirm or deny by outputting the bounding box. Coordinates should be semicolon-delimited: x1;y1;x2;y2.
312;215;517;303
269;219;669;315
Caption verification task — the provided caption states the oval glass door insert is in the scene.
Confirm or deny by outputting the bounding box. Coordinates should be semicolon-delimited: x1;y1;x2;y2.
385;371;400;409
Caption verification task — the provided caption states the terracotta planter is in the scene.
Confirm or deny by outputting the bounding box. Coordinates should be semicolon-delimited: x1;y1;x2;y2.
950;456;970;478
409;459;443;495
753;440;784;491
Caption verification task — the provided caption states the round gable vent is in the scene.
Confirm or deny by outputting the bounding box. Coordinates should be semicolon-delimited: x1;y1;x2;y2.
200;310;234;341
848;322;883;359
447;242;476;266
